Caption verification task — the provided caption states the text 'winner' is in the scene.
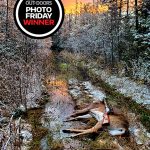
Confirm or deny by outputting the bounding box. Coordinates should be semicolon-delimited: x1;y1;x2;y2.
23;7;55;26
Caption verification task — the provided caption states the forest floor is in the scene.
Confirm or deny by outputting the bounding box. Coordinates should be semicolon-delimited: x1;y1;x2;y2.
28;52;150;150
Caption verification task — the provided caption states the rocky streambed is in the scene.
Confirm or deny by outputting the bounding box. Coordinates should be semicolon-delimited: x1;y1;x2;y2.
40;77;90;150
39;76;150;150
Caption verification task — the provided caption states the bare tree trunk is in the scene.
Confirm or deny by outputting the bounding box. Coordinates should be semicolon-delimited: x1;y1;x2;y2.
119;0;122;17
135;0;139;30
19;71;23;104
127;0;129;17
111;37;114;66
24;37;28;111
5;0;9;45
68;14;71;29
75;0;78;24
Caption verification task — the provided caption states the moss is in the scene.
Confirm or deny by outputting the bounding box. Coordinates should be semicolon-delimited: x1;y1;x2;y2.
25;108;48;150
47;133;64;150
23;94;50;150
58;63;83;81
30;127;48;150
59;63;70;72
89;132;114;150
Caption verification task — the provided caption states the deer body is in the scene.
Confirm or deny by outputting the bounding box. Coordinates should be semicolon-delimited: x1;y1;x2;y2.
63;101;129;137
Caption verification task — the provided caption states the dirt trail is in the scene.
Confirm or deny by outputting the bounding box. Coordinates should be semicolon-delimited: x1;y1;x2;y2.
40;76;89;150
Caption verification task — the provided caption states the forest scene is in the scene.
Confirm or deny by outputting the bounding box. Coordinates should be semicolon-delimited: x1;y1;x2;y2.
0;0;150;149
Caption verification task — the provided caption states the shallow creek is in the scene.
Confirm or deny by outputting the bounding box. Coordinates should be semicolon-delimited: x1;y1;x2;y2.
39;76;150;150
40;77;89;150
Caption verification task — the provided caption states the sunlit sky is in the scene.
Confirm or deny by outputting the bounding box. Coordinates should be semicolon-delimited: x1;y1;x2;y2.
61;0;137;14
62;0;94;13
62;0;93;7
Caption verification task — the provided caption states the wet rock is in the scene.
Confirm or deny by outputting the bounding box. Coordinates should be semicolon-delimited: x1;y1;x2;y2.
42;85;47;93
19;105;26;112
68;78;78;86
82;81;106;101
69;88;82;99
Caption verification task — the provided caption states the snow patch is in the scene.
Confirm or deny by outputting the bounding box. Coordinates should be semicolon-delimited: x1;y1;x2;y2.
86;65;150;109
82;81;106;101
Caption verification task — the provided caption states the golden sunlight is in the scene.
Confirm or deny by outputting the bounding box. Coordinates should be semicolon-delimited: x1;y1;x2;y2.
62;0;108;14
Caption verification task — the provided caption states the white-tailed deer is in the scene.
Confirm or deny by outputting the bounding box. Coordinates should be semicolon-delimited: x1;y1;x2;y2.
63;101;129;137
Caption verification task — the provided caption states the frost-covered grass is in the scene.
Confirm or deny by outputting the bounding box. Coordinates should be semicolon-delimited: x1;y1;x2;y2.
84;66;150;132
87;65;150;110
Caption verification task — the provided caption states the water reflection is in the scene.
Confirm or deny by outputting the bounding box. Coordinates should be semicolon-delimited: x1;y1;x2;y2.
41;77;86;150
47;77;68;97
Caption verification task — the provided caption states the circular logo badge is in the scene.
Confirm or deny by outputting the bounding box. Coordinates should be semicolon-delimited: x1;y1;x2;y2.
14;0;64;39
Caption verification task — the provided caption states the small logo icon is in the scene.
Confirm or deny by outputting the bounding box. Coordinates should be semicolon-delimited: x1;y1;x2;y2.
14;0;64;39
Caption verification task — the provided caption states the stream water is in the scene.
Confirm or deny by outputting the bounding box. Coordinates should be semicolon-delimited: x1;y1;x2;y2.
40;77;89;150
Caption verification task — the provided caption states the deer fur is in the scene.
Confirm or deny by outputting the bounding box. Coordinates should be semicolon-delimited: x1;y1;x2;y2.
63;101;129;137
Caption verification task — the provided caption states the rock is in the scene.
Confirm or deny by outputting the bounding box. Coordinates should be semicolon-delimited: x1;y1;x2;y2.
132;129;144;145
81;81;106;101
19;105;26;112
68;78;78;85
42;85;47;93
147;133;150;138
88;95;93;98
21;130;32;143
27;101;40;109
69;89;82;98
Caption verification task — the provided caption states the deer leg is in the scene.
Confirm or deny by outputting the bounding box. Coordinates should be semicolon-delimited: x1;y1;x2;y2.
63;121;102;137
70;103;98;117
65;114;92;122
70;102;102;117
70;108;90;117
